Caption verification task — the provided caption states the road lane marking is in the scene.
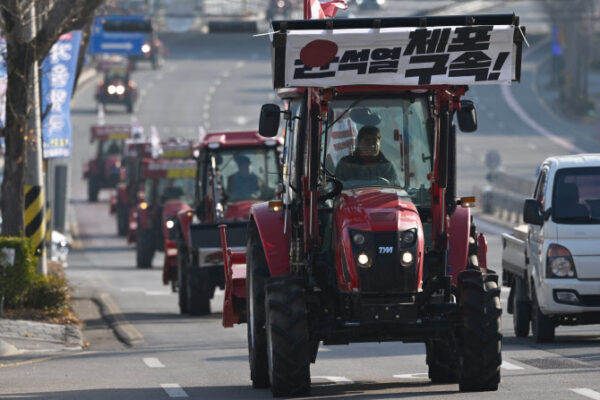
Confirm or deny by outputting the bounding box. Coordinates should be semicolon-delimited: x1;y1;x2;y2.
393;373;428;379
143;358;165;368
501;287;510;293
313;376;353;385
501;361;524;370
571;388;600;400
145;291;172;296
161;383;188;398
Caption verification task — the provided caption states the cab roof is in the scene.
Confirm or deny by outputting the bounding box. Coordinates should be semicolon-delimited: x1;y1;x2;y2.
543;154;600;170
199;131;282;149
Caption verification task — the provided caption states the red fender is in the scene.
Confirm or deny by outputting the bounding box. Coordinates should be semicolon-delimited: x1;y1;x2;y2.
250;202;290;276
447;206;471;285
127;207;138;243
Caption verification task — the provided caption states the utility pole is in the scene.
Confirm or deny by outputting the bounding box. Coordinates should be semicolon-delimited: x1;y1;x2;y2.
24;2;47;275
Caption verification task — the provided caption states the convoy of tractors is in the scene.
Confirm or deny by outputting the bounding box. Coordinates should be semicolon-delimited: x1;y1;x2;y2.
90;2;532;397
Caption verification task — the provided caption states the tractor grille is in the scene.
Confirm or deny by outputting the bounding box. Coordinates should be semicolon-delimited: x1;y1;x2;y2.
355;231;416;294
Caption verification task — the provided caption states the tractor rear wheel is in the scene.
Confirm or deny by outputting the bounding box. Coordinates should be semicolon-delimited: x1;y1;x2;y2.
136;230;154;269
531;287;555;343
513;277;531;338
246;227;270;388
177;241;188;314
265;275;310;397
458;271;502;392
186;252;211;316
426;338;459;383
88;177;99;202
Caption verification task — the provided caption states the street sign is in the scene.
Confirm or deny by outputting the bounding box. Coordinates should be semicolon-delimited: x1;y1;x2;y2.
88;15;150;55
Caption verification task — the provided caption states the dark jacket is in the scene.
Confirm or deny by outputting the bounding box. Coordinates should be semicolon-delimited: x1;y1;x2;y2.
335;152;399;185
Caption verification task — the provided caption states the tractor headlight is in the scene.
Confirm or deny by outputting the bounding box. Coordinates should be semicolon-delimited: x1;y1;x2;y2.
142;43;151;53
357;252;370;267
115;85;125;95
401;251;414;267
400;229;417;247
107;85;117;95
166;220;175;229
546;244;576;278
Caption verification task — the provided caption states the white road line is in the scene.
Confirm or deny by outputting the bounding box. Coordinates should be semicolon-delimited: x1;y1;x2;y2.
500;84;584;153
146;291;172;296
501;287;510;293
120;287;145;293
235;61;245;68
222;70;231;78
208;86;216;94
393;373;429;379
203;103;210;111
501;361;524;370
203;112;210;120
571;388;600;400
143;358;165;368
161;383;188;398
214;78;222;86
313;376;353;385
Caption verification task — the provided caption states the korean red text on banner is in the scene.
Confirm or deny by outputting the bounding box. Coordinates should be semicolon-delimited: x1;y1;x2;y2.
284;25;516;87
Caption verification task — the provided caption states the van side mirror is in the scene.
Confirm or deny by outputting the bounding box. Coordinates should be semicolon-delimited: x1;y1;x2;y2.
523;198;543;225
457;100;477;133
259;104;281;138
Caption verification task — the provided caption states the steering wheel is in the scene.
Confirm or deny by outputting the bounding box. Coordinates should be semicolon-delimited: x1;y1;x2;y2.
318;177;343;201
374;176;392;185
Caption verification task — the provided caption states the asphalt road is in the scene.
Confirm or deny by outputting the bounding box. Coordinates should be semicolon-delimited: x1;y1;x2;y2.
2;1;600;399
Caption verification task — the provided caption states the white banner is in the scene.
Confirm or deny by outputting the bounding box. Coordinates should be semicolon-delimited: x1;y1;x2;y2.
283;25;516;87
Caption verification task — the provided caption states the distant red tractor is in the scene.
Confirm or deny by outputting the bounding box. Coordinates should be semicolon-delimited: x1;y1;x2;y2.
110;135;161;236
84;125;132;202
174;131;283;316
218;12;525;397
136;153;196;270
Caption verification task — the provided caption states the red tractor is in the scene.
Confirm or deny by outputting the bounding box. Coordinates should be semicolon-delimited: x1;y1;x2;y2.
84;125;132;202
174;131;283;316
110;135;161;236
136;156;197;269
218;13;525;396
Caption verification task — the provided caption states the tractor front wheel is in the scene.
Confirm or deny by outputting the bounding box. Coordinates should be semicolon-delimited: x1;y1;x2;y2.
177;241;189;314
426;338;459;383
117;204;128;236
186;253;211;316
136;230;155;269
246;227;269;388
265;275;310;397
458;270;502;392
88;177;99;202
513;277;531;338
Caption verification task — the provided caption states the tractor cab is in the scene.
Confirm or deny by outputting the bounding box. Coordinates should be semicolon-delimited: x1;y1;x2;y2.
84;124;132;202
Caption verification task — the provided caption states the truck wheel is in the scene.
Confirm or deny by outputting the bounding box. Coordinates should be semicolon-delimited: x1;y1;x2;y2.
265;275;310;397
246;227;269;388
126;99;134;114
136;230;154;269
177;242;188;314
513;277;531;338
186;255;211;316
88;178;99;202
531;288;555;343
426;338;459;383
117;205;128;236
458;271;502;392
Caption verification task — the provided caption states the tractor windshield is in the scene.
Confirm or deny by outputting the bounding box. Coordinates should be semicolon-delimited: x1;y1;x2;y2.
326;96;432;207
145;177;195;206
212;147;279;202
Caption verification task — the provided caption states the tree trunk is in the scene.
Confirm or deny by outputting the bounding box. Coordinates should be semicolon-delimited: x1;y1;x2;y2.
1;40;34;236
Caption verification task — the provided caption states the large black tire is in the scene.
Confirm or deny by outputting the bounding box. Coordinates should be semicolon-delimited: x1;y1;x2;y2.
265;275;310;397
458;271;502;392
513;277;531;338
246;226;270;388
426;338;459;383
186;253;212;316
88;177;99;202
126;99;134;114
177;240;189;314
531;287;555;343
117;204;128;236
136;230;155;269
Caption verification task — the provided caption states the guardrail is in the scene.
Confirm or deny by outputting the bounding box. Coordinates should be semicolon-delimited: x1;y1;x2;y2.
474;170;536;226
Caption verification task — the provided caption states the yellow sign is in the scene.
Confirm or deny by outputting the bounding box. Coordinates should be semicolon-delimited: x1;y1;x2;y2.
166;169;196;179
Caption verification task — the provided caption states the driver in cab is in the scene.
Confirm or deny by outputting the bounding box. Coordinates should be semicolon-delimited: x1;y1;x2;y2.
335;125;399;185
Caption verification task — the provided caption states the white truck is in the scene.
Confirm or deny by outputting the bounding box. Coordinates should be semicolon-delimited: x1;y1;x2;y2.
502;154;600;342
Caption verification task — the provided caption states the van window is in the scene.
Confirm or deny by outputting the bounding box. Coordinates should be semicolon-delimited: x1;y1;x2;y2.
552;167;600;224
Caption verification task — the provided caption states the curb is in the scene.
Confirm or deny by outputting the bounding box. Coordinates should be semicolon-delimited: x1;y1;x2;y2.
93;292;144;347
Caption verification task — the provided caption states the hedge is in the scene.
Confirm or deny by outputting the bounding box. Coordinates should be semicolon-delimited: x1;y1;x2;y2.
0;237;37;308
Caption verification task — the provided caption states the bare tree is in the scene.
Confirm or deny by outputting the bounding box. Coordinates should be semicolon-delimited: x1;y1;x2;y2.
0;0;104;236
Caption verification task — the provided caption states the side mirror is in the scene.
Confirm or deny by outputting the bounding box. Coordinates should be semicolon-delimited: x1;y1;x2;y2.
457;100;477;133
523;198;543;225
259;104;281;138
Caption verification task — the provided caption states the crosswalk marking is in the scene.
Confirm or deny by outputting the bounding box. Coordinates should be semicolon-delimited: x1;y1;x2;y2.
161;383;188;398
313;376;354;385
501;361;524;370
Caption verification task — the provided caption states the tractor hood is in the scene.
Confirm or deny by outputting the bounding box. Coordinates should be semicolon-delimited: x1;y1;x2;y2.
335;188;420;232
225;200;258;221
